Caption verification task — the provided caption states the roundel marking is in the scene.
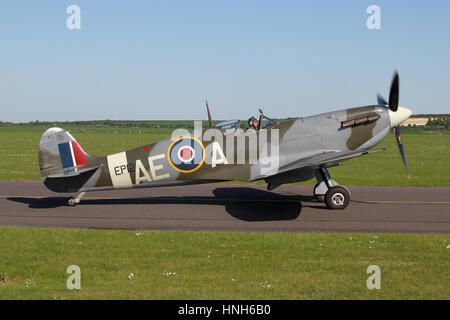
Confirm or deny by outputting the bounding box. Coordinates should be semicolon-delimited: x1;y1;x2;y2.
167;136;205;173
178;146;195;162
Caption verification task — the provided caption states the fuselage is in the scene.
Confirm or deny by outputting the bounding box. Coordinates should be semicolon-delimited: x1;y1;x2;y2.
40;104;411;193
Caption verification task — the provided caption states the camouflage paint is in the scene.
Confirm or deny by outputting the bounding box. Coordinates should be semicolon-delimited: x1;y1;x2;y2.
344;106;378;150
38;105;395;194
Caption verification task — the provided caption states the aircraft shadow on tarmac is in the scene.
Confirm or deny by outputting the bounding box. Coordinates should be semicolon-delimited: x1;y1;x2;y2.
8;187;311;222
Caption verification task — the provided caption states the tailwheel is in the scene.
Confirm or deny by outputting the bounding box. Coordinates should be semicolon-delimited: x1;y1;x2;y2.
67;197;77;206
325;186;350;210
67;192;86;207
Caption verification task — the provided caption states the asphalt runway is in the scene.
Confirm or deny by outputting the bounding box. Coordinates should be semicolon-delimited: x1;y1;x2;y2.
0;181;449;234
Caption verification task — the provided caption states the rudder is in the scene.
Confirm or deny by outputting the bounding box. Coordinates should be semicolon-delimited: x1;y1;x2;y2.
39;127;90;179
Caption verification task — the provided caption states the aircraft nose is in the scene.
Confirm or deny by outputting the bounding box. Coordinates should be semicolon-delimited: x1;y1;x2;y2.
388;106;413;128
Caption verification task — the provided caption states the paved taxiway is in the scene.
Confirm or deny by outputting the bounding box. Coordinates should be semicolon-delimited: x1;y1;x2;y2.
0;181;448;234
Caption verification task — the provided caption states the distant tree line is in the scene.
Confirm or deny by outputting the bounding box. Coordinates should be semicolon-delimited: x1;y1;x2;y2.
1;116;449;131
426;117;449;130
0;120;218;129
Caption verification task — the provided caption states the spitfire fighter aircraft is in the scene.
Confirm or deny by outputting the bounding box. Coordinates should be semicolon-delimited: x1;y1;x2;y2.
39;72;412;209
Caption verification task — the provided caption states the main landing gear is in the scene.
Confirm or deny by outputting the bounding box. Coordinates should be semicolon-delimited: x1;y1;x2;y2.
67;192;86;206
314;168;351;210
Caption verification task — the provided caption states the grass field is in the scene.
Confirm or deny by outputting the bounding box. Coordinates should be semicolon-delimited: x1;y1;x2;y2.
0;126;448;300
0;228;448;299
0;127;448;186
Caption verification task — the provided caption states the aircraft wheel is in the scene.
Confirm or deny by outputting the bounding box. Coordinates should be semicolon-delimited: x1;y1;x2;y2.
67;197;77;206
325;186;350;210
313;183;325;202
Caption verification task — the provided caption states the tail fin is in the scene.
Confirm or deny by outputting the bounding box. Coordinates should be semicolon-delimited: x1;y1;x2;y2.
39;127;90;179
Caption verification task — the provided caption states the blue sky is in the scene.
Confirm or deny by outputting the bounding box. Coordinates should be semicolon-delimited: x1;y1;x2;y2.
1;1;449;122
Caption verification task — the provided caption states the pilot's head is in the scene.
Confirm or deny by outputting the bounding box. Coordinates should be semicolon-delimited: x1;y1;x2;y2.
248;117;258;129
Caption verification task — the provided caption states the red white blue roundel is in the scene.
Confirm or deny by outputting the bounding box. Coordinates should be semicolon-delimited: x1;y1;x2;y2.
167;137;205;173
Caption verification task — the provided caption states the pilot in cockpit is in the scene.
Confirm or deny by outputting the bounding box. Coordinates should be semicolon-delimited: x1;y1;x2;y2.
247;117;258;130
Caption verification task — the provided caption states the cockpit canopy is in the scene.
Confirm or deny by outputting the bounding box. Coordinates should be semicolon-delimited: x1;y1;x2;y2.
259;116;278;129
215;112;279;135
215;119;241;134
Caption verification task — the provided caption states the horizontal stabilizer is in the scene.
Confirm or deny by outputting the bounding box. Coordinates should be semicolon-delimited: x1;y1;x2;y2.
46;165;100;179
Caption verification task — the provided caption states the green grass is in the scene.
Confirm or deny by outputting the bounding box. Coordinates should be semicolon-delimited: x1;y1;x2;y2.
0;129;169;180
0;127;448;186
0;228;447;299
327;133;450;187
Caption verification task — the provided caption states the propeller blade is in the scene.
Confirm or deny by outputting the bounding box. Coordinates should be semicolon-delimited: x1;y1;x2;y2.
377;93;388;105
389;71;399;112
394;126;410;178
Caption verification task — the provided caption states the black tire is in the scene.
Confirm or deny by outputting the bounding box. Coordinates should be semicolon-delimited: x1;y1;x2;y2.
325;186;350;210
67;197;77;206
313;183;325;202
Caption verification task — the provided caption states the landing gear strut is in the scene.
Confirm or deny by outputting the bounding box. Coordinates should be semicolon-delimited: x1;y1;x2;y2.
67;192;86;206
314;168;351;210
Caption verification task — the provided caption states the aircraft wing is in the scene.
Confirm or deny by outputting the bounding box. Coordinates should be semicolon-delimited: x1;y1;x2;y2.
250;148;384;181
